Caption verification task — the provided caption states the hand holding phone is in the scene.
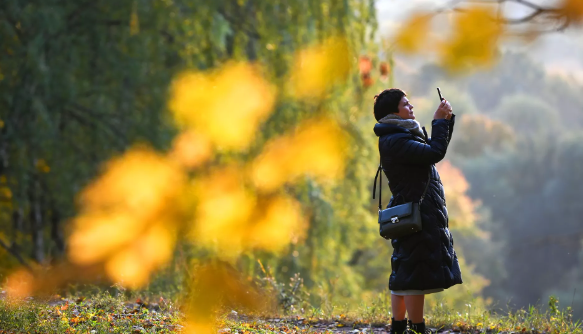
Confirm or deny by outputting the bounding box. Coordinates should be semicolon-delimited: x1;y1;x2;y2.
434;87;453;120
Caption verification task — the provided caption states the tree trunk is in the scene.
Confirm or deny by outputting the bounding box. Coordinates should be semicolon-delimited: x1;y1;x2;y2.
50;205;65;257
31;180;44;263
12;207;24;236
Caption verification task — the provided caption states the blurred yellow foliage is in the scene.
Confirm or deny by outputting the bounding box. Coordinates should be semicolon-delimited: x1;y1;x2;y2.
184;261;267;334
192;167;257;255
68;147;184;287
560;0;583;23
4;269;34;301
436;160;477;229
0;186;11;201
251;118;347;191
169;130;213;169
77;147;184;220
394;12;432;53
105;224;175;288
4;39;350;328
192;167;305;256
169;63;276;150
248;196;304;250
438;6;503;71
35;159;50;173
68;213;139;264
130;0;139;35
289;36;351;98
184;322;213;334
0;119;4;128
61;59;348;288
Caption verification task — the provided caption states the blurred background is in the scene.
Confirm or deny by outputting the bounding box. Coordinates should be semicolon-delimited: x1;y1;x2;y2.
378;0;583;317
1;0;583;323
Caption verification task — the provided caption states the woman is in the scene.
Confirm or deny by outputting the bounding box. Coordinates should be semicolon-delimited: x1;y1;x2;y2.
373;89;462;334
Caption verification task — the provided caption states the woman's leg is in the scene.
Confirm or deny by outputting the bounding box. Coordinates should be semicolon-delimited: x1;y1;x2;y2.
404;295;425;323
391;294;406;320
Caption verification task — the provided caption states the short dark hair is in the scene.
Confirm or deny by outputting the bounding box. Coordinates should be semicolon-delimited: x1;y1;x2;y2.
373;88;406;121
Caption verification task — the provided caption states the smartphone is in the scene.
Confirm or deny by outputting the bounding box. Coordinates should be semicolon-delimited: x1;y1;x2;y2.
437;87;444;101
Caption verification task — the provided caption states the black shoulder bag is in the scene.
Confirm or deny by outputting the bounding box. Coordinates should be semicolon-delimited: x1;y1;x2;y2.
373;158;431;239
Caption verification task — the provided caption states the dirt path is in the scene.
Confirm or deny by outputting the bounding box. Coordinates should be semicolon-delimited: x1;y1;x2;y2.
226;313;476;333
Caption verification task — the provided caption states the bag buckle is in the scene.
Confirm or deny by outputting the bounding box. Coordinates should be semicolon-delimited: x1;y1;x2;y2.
391;217;399;224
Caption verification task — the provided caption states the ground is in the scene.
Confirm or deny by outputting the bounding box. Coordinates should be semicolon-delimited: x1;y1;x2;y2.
0;294;580;333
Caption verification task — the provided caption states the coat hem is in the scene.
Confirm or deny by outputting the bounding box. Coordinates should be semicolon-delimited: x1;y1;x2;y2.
389;281;463;292
391;288;444;296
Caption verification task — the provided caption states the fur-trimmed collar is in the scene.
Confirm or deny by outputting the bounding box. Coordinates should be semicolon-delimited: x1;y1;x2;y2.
378;114;425;139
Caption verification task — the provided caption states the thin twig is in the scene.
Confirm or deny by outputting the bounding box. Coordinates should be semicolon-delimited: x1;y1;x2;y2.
443;0;570;33
503;8;545;24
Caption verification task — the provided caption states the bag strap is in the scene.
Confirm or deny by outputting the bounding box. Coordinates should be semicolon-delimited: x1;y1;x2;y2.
373;156;432;210
373;158;383;210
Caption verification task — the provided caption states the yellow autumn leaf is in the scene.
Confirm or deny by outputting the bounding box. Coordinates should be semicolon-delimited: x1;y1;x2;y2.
79;146;184;218
289;36;351;98
68;146;183;286
248;195;305;251
393;12;432;53
191;168;306;255
106;248;148;288
438;6;504;72
169;62;276;150
251;118;347;191
560;0;583;24
105;224;175;288
0;119;4;128
168;130;213;169
191;167;256;255
68;212;141;264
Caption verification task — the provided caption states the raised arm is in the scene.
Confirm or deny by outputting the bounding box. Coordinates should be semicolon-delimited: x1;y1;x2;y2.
385;118;451;165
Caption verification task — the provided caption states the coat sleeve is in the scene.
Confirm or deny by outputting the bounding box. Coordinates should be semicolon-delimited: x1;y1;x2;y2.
385;119;451;165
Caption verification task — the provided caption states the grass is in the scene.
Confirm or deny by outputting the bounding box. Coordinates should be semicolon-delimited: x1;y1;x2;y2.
219;303;582;333
0;292;182;333
0;291;581;333
216;292;583;334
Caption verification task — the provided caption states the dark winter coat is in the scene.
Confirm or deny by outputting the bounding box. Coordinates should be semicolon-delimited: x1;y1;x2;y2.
373;116;463;291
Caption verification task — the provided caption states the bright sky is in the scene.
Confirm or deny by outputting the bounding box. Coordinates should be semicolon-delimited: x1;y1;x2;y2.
375;0;583;83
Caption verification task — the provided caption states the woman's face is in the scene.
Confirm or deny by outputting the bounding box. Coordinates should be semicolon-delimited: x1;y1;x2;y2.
396;96;415;120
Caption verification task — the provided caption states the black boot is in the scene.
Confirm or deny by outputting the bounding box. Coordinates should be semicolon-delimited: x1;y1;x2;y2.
389;318;408;334
408;319;432;334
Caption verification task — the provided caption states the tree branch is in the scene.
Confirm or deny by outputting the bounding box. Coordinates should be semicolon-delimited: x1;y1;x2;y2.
441;0;572;32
